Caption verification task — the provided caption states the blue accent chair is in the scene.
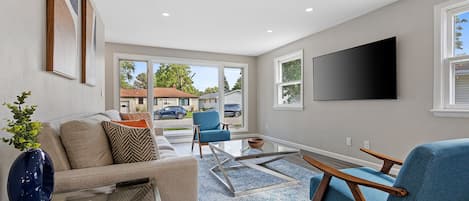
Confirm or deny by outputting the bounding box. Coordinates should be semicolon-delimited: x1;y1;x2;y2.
304;138;469;201
191;111;231;158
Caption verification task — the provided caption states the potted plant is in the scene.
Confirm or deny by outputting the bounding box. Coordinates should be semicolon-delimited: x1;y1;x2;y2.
2;91;54;201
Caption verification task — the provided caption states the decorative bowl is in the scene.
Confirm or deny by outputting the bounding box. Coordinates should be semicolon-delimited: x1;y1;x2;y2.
248;138;264;149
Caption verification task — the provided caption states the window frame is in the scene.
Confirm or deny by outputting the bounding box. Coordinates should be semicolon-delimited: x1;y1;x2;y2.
273;50;304;110
179;98;190;106
114;53;249;133
433;0;469;117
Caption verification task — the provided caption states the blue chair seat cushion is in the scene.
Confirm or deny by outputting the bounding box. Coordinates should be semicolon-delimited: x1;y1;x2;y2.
310;167;395;201
196;129;230;143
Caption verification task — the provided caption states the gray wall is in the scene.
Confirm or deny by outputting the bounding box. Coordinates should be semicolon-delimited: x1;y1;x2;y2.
105;43;258;133
0;1;106;200
257;0;469;163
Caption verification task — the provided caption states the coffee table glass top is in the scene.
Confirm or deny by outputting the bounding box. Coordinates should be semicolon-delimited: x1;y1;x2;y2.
209;138;299;159
52;178;161;201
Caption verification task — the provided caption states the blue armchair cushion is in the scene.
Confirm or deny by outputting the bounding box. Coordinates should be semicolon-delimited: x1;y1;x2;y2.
310;167;395;201
195;129;230;143
193;111;220;131
388;138;469;201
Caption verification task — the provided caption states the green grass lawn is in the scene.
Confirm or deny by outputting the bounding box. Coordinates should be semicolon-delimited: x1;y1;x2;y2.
184;111;193;119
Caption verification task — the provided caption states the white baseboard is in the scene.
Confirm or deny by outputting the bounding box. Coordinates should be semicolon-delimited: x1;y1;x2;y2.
261;135;401;175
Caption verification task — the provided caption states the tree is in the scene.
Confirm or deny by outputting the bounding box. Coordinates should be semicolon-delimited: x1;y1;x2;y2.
455;16;468;53
281;59;302;103
203;86;219;94
154;64;199;95
120;61;135;89
133;73;148;89
224;76;230;92
232;77;242;91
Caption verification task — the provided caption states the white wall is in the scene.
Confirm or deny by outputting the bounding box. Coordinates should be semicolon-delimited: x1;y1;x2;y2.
0;1;106;200
105;43;258;132
257;0;469;164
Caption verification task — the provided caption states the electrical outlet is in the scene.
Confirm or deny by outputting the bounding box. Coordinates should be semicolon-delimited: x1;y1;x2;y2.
346;137;352;146
363;140;370;149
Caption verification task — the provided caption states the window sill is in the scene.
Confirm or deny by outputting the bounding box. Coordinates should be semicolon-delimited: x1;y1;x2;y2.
273;105;304;111
431;109;469;118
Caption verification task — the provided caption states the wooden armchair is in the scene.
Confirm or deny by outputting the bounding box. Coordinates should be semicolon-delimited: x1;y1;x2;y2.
191;111;231;158
304;139;469;201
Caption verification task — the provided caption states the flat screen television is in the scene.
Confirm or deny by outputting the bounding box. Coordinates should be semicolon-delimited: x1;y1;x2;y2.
313;37;397;101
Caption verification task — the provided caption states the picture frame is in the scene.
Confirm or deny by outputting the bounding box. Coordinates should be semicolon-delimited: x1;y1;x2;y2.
46;0;80;79
81;0;97;86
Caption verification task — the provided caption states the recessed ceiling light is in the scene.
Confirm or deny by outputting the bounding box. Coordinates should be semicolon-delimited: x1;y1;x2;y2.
305;8;314;12
162;12;170;17
267;30;273;33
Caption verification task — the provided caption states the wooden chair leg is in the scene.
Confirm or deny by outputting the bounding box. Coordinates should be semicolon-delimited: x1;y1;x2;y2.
191;132;196;152
312;174;332;201
346;182;366;201
199;142;203;158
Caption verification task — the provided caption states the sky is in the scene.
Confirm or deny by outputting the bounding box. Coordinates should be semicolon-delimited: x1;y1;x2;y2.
455;12;469;56
129;61;242;91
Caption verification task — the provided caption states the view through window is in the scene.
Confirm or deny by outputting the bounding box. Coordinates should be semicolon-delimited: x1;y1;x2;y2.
119;59;247;134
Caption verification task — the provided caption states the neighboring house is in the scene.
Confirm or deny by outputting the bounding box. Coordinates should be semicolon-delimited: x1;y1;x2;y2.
455;71;469;104
120;87;199;113
199;90;242;110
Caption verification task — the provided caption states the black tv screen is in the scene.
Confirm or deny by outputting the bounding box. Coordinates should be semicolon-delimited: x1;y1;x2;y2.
313;37;397;101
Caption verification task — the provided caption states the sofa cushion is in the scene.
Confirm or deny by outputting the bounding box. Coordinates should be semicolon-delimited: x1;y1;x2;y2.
100;110;122;121
102;121;159;163
155;136;175;151
60;119;114;169
310;167;395;201
38;123;71;171
120;112;154;130
112;119;149;128
159;149;178;159
196;129;230;143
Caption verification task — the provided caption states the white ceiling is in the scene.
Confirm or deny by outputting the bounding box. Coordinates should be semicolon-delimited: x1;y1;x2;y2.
94;0;398;56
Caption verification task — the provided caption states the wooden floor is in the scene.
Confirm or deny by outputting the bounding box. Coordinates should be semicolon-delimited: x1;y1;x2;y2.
171;142;359;171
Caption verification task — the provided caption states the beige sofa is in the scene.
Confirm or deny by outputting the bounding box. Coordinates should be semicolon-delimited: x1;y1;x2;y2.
38;110;198;201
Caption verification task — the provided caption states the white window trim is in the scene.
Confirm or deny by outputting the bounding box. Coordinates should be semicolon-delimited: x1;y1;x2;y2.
433;0;469;118
273;50;304;110
114;53;250;132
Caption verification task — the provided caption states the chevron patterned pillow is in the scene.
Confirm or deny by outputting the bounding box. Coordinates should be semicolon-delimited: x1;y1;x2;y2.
102;121;160;164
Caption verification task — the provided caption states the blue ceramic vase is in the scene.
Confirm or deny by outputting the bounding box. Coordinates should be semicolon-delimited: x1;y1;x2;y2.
7;148;54;201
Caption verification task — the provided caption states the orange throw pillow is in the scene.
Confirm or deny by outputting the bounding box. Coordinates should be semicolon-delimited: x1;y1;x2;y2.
111;119;149;128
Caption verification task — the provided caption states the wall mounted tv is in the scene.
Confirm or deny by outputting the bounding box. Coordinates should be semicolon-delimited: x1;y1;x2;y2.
313;37;397;101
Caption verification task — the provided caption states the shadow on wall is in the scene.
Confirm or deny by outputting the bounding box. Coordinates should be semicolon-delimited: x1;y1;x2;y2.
0;135;21;201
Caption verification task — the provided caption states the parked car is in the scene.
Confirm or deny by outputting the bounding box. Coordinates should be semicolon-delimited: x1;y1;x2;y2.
154;106;187;120
224;104;242;117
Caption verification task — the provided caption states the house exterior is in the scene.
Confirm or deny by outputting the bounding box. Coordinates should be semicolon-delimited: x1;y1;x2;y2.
120;87;199;113
199;90;242;110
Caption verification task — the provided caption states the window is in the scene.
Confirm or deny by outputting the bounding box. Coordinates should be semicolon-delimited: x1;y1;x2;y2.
179;98;190;106
116;54;249;134
434;1;469;117
274;50;303;110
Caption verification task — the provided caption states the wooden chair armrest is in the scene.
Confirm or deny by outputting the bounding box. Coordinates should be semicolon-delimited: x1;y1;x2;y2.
360;148;403;174
303;155;407;201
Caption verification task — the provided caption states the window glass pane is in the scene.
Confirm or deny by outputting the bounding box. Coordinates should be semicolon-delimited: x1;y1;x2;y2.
454;12;469;56
153;63;219;134
281;59;301;82
279;84;301;105
455;62;469;104
119;60;148;113
224;67;244;129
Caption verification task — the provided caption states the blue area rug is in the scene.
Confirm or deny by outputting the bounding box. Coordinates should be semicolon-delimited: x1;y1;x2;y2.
198;154;318;201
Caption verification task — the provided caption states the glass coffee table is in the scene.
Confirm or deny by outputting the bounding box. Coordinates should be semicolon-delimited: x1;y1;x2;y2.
209;138;301;197
52;178;161;201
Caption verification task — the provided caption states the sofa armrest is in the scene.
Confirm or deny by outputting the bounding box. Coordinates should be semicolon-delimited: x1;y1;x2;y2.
55;156;198;201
